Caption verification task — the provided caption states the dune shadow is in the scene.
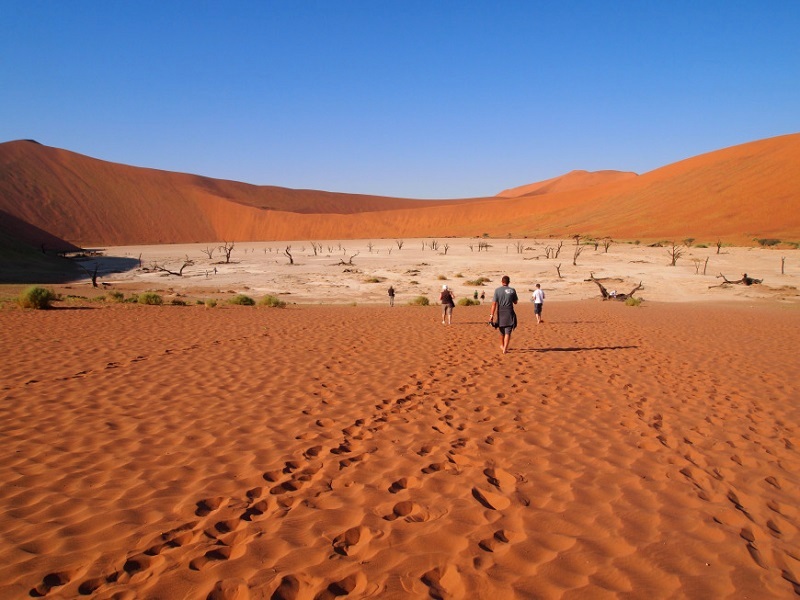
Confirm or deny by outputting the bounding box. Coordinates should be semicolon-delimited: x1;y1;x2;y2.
0;251;141;285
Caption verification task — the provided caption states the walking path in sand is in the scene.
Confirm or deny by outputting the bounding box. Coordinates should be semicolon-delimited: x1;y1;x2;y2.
1;239;799;598
1;297;798;598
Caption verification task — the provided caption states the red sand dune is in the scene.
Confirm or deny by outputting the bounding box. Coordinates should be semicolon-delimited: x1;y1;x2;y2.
496;169;638;198
1;133;799;247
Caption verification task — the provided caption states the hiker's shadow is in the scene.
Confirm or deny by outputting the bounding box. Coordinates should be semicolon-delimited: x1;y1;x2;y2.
515;345;638;353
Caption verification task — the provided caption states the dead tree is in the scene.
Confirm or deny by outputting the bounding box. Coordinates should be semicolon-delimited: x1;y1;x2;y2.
572;235;585;266
201;246;216;260
545;241;563;259
716;240;723;254
219;241;235;263
443;243;450;255
310;242;320;256
284;246;294;265
78;262;100;287
586;273;642;301
709;273;763;288
153;259;192;277
336;251;360;266
667;241;685;266
603;238;613;253
514;241;525;254
555;263;562;278
395;239;404;250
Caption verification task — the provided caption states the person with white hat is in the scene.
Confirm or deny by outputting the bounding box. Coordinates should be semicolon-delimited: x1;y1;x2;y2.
440;284;456;325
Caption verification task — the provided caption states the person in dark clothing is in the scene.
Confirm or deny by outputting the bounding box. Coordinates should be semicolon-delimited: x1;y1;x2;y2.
489;275;518;354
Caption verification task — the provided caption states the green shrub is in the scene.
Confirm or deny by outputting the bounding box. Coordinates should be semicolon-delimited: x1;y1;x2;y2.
105;291;125;303
624;296;642;307
756;238;781;248
259;295;286;308
138;292;163;305
170;299;187;306
409;296;430;306
204;299;217;308
125;294;139;304
466;277;490;286
18;286;56;309
229;294;255;306
458;298;479;306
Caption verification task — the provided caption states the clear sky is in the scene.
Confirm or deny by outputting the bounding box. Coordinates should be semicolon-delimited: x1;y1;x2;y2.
2;1;799;199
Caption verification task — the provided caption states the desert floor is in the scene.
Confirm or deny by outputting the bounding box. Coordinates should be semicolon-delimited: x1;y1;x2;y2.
1;240;799;599
56;238;800;305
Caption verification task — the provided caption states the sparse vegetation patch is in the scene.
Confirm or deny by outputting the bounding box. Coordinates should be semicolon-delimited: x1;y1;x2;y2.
229;294;255;306
259;295;286;308
138;292;163;305
18;286;57;309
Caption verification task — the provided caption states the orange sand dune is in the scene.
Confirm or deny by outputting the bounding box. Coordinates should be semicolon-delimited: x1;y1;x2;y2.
496;169;638;198
1;133;799;248
0;301;798;598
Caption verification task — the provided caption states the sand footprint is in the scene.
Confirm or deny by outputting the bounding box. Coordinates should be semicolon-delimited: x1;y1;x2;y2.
331;525;374;557
478;528;522;553
196;496;227;517
207;578;250;600
421;564;465;599
29;569;78;597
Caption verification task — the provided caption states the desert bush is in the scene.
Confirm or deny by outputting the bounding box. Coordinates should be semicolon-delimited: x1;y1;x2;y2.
170;298;187;306
409;296;430;306
458;298;479;306
466;277;490;286
756;238;781;248
624;296;642;307
437;275;448;280
125;294;139;303
363;277;381;283
229;294;255;306
259;295;286;308
204;299;217;308
105;291;125;303
409;280;419;285
18;286;57;309
138;292;163;305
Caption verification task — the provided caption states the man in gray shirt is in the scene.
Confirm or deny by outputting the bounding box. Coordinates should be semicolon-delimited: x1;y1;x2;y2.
489;275;519;354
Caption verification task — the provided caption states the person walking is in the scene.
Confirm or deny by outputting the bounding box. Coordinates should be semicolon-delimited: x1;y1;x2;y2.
532;283;545;324
489;275;518;354
440;285;455;325
388;286;395;307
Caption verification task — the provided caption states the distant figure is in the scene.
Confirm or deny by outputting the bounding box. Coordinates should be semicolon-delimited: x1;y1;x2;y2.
440;285;455;325
473;290;479;301
532;283;545;324
489;275;518;354
480;290;485;303
388;286;395;306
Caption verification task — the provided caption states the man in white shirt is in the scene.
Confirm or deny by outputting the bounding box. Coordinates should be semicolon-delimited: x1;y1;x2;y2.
532;283;545;324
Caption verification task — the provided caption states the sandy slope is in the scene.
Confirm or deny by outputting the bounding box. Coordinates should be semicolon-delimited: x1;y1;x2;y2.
1;299;798;599
1;133;799;247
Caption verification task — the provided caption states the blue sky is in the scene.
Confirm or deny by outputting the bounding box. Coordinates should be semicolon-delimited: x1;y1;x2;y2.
2;1;799;198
